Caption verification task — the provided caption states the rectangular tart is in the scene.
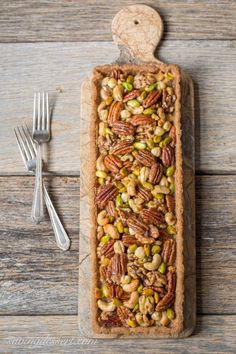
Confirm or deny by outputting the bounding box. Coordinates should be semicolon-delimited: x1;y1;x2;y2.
89;64;184;336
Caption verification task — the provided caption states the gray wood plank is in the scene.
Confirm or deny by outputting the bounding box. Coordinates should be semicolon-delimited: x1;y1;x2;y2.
0;315;235;353
0;40;235;174
0;0;235;42
0;176;235;315
0;176;79;315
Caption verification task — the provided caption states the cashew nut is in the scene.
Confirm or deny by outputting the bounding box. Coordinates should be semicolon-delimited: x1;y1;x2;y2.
139;166;150;184
160;311;170;326
103;224;119;240
144;253;162;271
96;155;106;171
123;279;139;293
123;291;139;309
127;179;137;196
97;300;116;312
97;210;109;226
97;226;104;240
165;212;176;226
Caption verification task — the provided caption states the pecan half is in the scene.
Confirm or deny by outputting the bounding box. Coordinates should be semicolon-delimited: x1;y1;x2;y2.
107;253;127;284
165;195;175;213
136;150;156;167
99;312;122;328
148;162;163;184
99;266;111;284
107;284;123;299
137;185;152;202
106;200;118;218
167;271;176;294
122;234;142;247
161;145;175;167
104;154;122;173
162;239;176;265
117;306;134;327
123;90;140;102
156;292;175;311
141;208;164;226
100;239;116;258
143;90;162;108
111;69;123;80
96;184;119;208
108;101;122;126
129;114;154;126
127;215;149;234
169;126;176;147
112;122;134;136
111;140;134;155
162;89;175;112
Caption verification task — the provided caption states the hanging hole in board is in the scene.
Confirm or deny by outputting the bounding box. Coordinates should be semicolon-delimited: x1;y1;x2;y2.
134;20;139;25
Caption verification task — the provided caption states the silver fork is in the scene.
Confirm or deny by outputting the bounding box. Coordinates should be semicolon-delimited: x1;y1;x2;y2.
32;92;50;223
14;125;71;251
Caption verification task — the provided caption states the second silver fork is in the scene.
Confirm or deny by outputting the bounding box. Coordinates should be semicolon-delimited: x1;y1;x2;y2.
15;125;71;251
32;92;50;223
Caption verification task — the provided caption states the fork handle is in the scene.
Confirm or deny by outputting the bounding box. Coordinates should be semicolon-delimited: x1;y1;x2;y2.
31;143;44;223
43;185;71;251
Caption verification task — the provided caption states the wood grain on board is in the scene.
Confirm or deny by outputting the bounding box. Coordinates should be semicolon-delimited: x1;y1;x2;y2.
0;0;235;42
0;315;235;353
0;40;235;174
0;176;235;315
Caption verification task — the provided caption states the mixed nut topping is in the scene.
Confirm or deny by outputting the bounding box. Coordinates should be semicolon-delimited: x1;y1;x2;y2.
95;68;178;329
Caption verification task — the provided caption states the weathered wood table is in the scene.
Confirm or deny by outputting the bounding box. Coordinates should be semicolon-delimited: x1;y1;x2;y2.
0;1;235;353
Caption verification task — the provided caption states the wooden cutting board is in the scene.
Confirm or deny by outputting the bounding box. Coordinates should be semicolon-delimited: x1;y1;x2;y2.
79;4;195;338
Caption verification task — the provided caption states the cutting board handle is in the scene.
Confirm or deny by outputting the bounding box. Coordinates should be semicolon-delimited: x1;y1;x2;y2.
112;4;164;64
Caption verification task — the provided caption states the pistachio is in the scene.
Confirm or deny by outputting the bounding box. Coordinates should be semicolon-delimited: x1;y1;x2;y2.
100;235;110;244
166;165;175;177
127;318;137;328
127;99;140;108
158;262;166;274
122;82;133;92
143;107;156;115
151;245;161;255
116;221;124;233
126;75;134;84
167;225;177;235
146;83;157;92
142;288;153;296
153;136;161;143
134;142;146;150
113;84;123;101
166;308;175;320
96;170;107;179
129;244;138;253
169;182;175;195
159;136;172;148
115;194;123;207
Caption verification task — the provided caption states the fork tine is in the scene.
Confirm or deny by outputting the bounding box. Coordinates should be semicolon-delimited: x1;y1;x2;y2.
21;125;36;159
37;92;41;130
24;124;37;155
14;127;29;168
33;92;37;133
42;92;45;130
46;92;49;131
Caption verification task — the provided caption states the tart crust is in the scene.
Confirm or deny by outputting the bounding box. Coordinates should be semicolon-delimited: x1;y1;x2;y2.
88;63;184;336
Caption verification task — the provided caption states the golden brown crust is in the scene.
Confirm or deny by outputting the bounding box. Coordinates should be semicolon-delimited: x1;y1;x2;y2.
89;63;184;336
